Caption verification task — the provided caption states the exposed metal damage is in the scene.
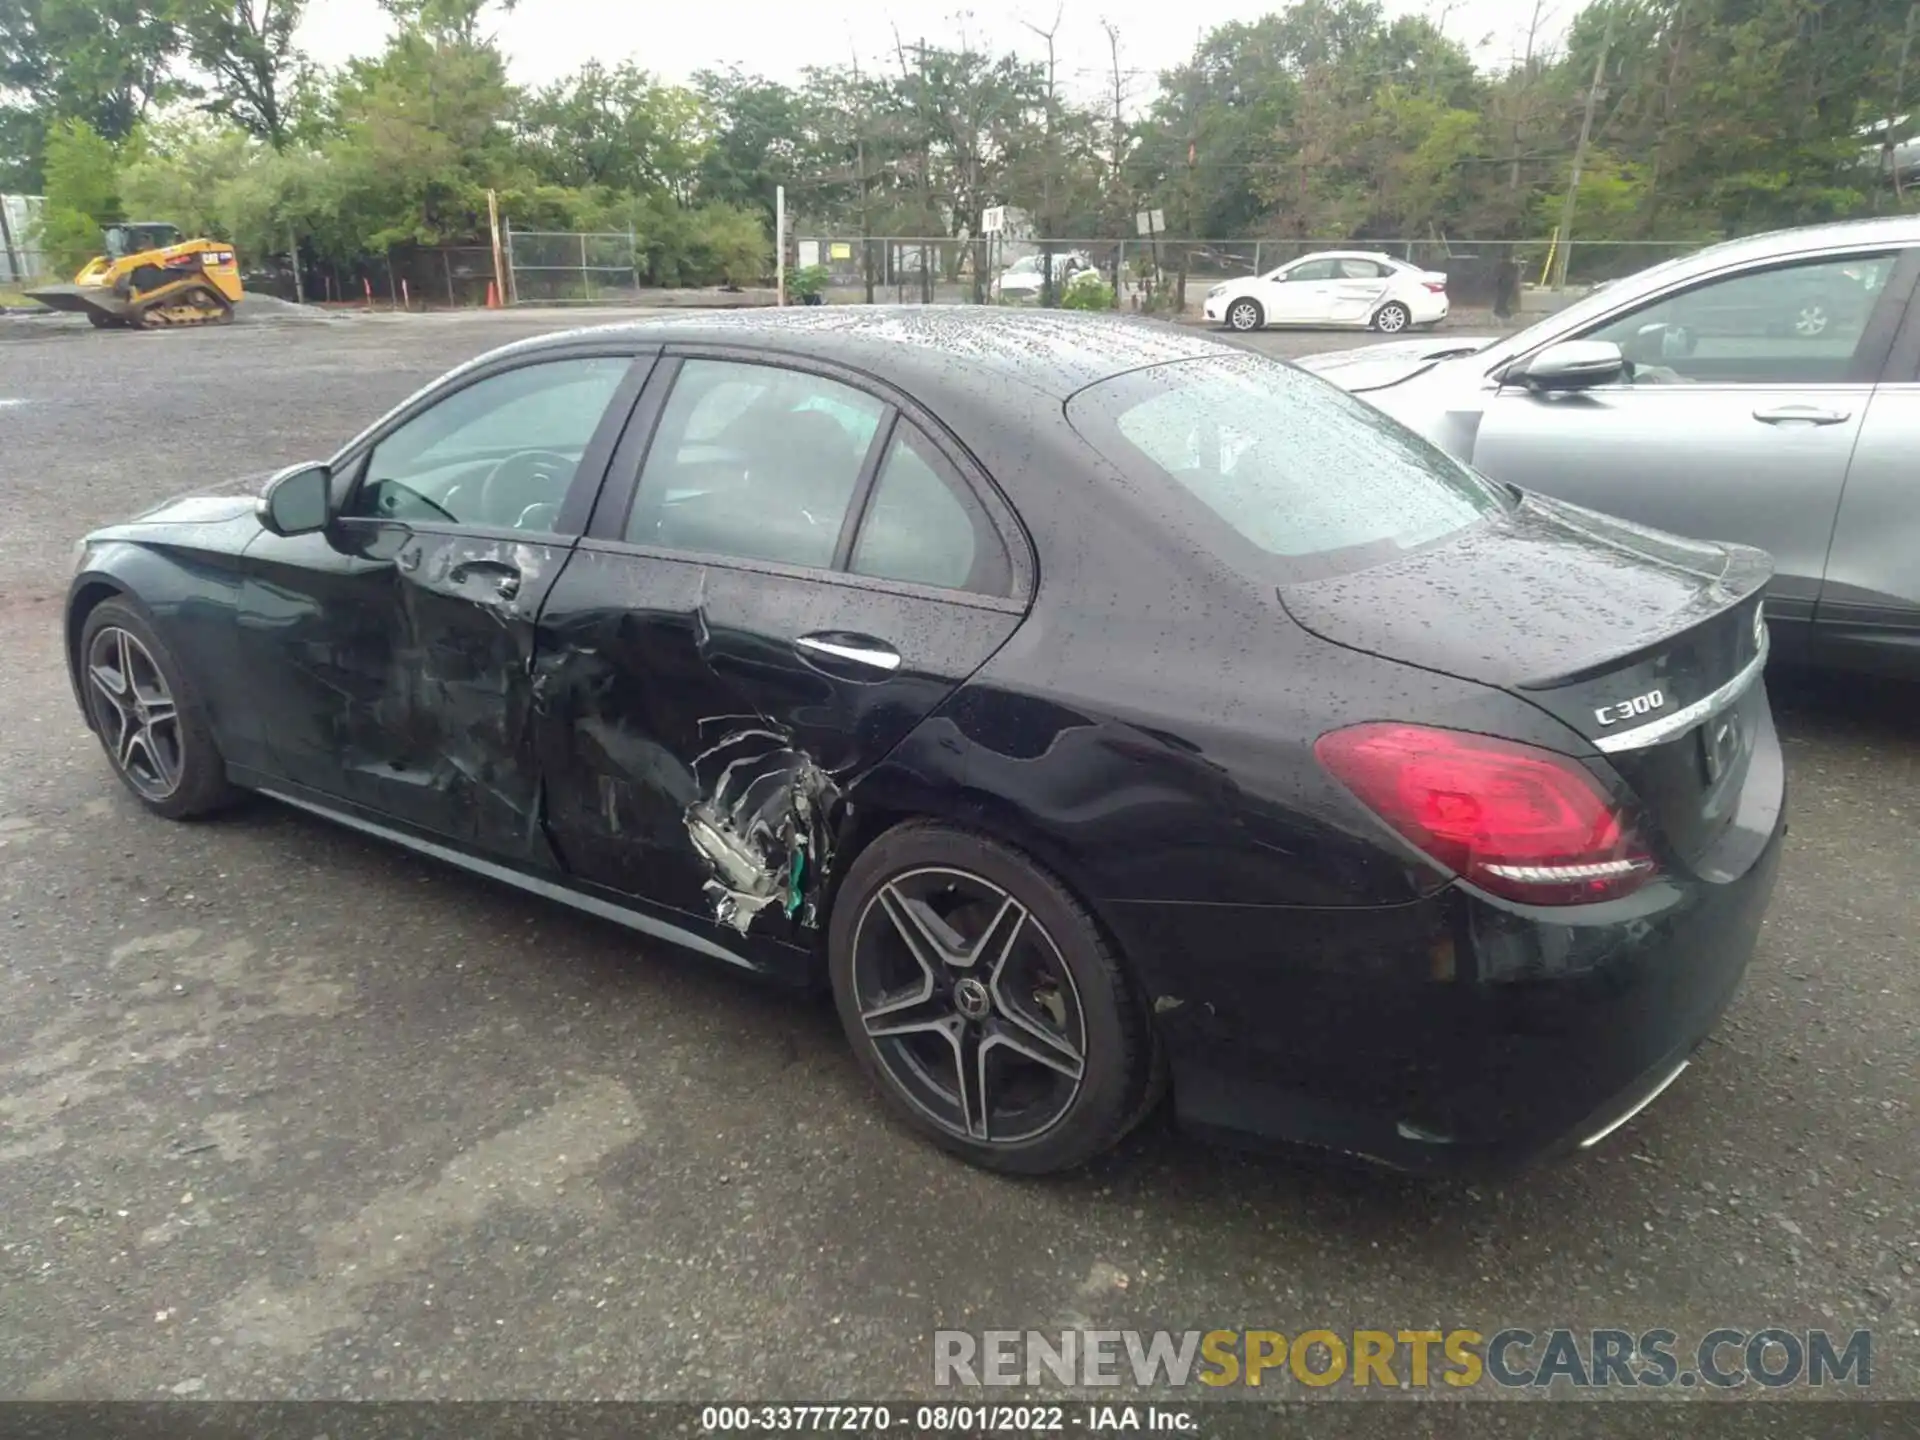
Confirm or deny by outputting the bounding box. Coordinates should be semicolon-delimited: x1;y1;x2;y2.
683;717;844;935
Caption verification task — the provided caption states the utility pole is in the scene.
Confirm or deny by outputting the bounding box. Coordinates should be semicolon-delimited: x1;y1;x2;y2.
1891;3;1917;203
1176;47;1200;317
1553;0;1616;290
1102;19;1127;305
1024;6;1064;307
851;46;874;302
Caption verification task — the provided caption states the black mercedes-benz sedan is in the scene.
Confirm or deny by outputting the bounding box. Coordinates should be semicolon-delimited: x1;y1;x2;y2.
65;308;1785;1175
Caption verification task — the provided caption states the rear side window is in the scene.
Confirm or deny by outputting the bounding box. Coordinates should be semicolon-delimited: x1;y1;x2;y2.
850;422;1011;595
1067;353;1506;581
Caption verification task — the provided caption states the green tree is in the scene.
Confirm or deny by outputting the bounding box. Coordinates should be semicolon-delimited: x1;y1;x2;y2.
36;116;122;271
0;0;180;186
118;115;330;262
322;0;519;247
518;62;705;199
692;68;808;224
174;0;310;147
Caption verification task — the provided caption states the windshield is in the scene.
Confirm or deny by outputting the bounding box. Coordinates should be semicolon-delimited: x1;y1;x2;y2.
1068;353;1509;581
1005;257;1042;276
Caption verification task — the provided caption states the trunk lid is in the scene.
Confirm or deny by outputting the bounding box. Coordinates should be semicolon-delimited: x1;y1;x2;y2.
1281;494;1773;869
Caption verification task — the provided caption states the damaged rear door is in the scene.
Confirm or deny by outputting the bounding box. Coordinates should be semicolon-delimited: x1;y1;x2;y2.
241;347;654;856
534;351;1031;945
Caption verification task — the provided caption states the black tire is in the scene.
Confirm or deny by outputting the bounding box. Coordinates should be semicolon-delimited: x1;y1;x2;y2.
1225;297;1264;332
1372;301;1412;333
86;311;117;329
78;597;238;820
828;821;1155;1174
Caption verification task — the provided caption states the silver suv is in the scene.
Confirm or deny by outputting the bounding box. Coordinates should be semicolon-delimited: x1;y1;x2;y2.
1299;216;1920;676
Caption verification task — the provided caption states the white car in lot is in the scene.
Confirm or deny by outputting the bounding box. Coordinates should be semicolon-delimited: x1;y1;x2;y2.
1204;251;1450;334
994;250;1093;303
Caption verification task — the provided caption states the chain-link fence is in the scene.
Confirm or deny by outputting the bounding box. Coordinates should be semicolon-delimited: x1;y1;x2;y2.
248;245;499;307
504;228;641;304
308;225;1709;314
793;234;1698;315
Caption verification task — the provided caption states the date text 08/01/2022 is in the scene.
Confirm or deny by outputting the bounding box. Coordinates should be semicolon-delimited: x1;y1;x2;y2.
699;1404;1196;1433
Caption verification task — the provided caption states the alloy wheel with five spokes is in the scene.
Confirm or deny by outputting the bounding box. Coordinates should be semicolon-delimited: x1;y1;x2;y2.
850;866;1088;1145
85;625;184;801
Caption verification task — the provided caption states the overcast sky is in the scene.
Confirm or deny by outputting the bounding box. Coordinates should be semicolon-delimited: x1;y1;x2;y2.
295;0;1591;111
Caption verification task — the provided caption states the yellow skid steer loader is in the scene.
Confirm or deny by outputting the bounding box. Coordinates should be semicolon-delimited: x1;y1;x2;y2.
27;223;243;329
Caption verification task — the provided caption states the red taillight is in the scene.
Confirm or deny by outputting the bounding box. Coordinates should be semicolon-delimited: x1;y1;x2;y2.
1314;723;1654;905
1423;280;1447;294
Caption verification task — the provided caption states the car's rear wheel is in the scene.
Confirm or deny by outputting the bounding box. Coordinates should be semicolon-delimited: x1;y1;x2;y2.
1372;301;1412;333
828;822;1153;1174
79;598;236;820
1225;298;1264;332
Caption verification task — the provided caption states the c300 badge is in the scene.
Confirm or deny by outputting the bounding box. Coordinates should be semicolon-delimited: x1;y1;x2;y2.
1595;688;1665;727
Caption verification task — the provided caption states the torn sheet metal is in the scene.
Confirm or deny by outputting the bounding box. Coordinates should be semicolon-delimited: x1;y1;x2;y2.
683;718;843;935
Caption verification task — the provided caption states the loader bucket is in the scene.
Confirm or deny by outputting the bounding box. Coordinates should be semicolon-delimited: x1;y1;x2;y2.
23;283;134;323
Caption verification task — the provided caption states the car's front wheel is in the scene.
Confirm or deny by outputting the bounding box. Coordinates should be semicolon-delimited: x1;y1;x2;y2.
1372;301;1412;333
79;597;237;819
1225;298;1264;332
828;822;1154;1174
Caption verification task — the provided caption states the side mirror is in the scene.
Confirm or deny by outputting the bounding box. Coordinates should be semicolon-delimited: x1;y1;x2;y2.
257;462;333;537
1504;340;1626;393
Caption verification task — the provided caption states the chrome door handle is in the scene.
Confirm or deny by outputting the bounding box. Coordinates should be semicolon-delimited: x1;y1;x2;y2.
794;635;901;672
1752;405;1851;426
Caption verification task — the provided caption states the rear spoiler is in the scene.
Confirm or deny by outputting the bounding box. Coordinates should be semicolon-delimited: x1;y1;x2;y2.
1519;541;1774;690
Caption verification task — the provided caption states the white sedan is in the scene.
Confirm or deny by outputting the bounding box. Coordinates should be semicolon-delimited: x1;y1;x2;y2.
1203;251;1450;334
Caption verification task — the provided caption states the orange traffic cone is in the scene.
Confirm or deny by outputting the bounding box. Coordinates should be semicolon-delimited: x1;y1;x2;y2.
486;280;500;309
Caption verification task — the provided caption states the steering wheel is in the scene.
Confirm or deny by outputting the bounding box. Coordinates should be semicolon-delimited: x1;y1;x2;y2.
478;449;574;528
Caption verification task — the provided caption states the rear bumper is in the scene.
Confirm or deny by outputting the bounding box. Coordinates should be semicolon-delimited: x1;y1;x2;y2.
1107;769;1785;1173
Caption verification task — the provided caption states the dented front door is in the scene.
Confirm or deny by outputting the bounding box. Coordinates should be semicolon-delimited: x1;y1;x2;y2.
238;349;649;857
241;522;572;855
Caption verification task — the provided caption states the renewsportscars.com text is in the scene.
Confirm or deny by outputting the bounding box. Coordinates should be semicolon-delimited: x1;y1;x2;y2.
933;1327;1872;1391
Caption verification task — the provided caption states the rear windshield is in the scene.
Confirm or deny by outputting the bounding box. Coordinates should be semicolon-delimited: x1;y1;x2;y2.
1067;353;1508;581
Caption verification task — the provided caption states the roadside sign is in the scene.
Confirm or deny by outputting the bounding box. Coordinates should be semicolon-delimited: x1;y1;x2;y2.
1135;209;1166;237
981;206;1007;235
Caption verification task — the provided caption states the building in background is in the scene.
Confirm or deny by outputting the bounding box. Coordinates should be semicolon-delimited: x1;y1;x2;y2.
1;194;48;283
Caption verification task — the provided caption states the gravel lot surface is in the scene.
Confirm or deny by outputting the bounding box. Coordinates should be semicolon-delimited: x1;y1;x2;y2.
1;307;1914;1410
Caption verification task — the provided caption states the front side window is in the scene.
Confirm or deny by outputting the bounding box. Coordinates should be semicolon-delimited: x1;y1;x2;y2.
1068;353;1506;582
1581;252;1897;385
850;423;1011;595
1286;259;1339;283
347;357;629;529
625;359;886;568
